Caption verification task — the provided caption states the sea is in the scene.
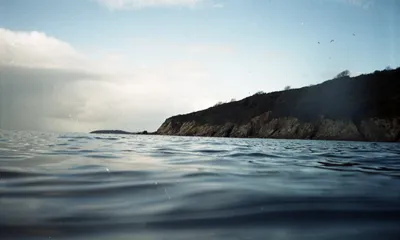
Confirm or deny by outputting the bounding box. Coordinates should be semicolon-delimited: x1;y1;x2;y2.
0;130;400;240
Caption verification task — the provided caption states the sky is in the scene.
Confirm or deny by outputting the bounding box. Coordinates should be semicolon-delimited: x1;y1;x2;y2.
0;0;399;132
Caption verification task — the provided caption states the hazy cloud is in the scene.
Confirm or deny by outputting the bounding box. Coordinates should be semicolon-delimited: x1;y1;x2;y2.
212;3;224;8
185;44;234;55
127;37;235;56
318;0;375;9
345;0;374;9
95;0;206;10
0;28;215;132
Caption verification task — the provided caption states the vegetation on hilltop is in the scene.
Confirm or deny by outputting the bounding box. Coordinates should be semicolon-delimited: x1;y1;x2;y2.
166;67;400;126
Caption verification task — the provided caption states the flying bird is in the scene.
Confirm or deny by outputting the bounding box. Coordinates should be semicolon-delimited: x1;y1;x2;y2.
330;39;334;43
353;33;356;36
318;41;320;44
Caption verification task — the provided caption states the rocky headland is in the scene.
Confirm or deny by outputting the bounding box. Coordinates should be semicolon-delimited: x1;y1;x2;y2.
156;68;400;142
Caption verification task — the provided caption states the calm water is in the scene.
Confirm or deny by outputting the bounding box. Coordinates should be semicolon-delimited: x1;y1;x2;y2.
1;130;400;240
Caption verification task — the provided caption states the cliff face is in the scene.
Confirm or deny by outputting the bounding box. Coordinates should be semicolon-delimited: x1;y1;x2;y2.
157;68;400;142
157;115;400;142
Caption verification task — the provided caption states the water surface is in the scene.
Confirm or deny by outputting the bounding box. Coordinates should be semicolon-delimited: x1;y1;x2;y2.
1;130;400;240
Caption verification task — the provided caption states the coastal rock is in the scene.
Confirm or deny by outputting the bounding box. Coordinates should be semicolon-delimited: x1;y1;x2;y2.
156;120;176;135
230;123;252;138
216;123;235;137
313;118;362;141
262;117;315;139
360;118;400;142
157;116;400;142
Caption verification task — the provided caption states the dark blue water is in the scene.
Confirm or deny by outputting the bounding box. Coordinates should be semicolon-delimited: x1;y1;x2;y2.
1;130;400;240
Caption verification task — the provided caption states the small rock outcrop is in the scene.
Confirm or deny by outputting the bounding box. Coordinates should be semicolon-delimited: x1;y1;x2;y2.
90;130;151;135
90;130;133;134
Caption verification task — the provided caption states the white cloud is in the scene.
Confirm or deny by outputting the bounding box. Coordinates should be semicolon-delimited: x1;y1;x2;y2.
95;0;204;10
0;28;215;132
0;28;87;70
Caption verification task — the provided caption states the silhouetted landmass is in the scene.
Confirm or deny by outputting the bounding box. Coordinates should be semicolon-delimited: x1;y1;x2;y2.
90;130;151;135
157;67;400;142
90;130;133;134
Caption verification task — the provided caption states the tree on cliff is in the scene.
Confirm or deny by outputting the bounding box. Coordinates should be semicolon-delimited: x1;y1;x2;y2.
334;70;350;79
254;91;265;95
214;101;224;107
284;85;291;90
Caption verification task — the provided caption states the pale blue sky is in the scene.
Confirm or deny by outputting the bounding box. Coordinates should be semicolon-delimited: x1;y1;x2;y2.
0;0;399;132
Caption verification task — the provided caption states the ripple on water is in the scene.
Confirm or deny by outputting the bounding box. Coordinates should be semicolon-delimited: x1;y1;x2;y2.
1;131;400;240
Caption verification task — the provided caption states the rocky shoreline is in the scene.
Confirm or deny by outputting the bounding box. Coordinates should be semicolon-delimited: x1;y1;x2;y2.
157;115;400;142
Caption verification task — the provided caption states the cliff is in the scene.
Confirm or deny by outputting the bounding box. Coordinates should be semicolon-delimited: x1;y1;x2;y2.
157;68;400;142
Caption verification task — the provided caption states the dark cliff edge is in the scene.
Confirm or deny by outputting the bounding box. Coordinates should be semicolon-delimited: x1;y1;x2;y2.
157;68;400;142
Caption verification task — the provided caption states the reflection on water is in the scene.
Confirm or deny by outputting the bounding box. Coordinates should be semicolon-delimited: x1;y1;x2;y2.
0;130;400;240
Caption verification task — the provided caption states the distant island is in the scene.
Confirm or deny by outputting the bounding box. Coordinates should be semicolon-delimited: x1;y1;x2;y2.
90;130;149;135
156;67;400;142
